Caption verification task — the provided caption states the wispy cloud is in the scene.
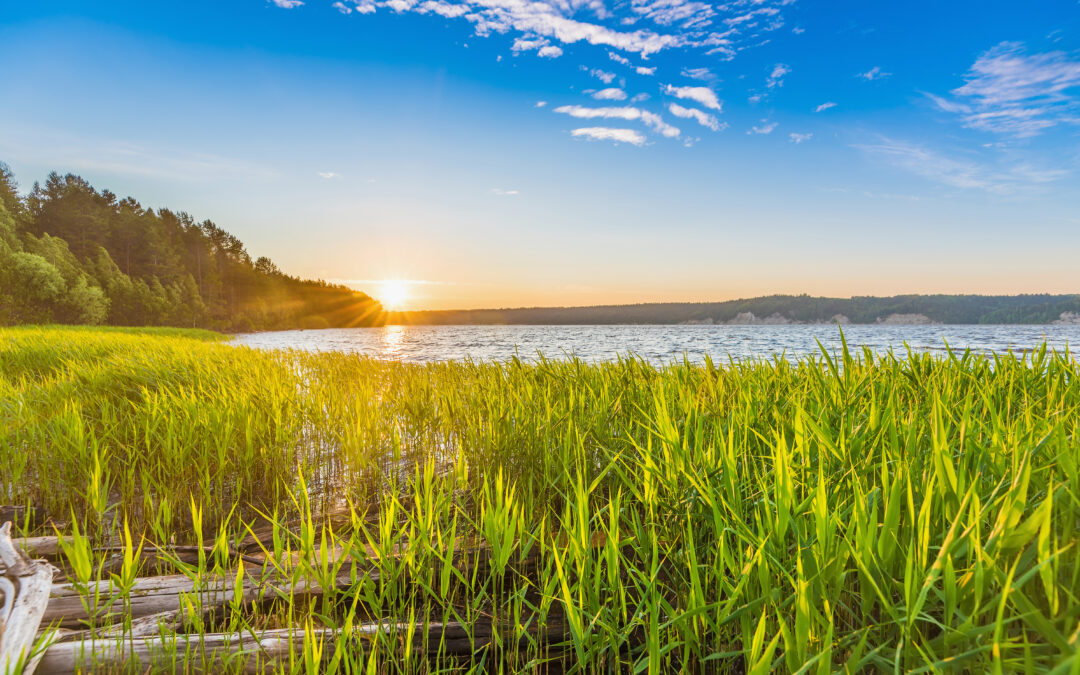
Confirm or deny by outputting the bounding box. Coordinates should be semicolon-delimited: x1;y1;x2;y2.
748;120;777;134
856;137;1068;193
667;103;722;131
512;37;561;57
857;66;890;81
680;67;713;80
766;63;789;88
555;105;680;137
417;0;468;16
318;171;339;178
814;101;837;113
571;127;647;145
491;188;520;195
330;0;726;56
583;67;617;84
663;84;722;111
535;100;548;107
929;42;1080;137
789;132;812;143
593;87;628;100
291;0;794;146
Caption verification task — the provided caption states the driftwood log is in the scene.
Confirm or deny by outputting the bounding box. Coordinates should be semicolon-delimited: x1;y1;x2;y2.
0;519;566;673
41;566;360;630
36;619;565;673
1;522;56;675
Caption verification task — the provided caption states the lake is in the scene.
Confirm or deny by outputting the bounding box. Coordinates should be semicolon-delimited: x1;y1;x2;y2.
231;324;1080;364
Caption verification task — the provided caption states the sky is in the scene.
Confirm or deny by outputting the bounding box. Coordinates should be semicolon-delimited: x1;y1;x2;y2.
1;0;1079;310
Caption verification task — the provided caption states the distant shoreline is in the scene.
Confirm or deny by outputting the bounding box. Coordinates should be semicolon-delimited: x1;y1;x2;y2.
388;294;1080;327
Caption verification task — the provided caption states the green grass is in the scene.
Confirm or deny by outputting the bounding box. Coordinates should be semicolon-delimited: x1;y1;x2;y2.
2;325;1078;672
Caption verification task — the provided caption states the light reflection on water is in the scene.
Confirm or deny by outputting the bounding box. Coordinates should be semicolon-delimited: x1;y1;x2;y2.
231;324;1080;364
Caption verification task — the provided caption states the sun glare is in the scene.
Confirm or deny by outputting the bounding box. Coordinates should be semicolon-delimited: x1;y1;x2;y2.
378;280;410;310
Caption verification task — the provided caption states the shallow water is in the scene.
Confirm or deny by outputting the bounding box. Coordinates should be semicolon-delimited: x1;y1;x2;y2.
231;324;1080;364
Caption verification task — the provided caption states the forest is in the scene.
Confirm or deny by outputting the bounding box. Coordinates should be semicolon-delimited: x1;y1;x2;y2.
0;163;384;331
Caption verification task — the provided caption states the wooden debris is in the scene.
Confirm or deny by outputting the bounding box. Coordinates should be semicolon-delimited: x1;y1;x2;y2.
41;567;359;629
34;620;551;674
1;522;56;675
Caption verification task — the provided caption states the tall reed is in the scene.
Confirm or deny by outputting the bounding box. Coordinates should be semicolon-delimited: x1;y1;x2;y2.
1;326;1077;672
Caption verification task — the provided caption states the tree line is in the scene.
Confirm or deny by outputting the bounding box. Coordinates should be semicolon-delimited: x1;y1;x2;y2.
0;163;384;330
400;293;1080;325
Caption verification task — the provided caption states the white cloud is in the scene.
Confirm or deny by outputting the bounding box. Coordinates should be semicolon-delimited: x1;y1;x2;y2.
924;92;969;114
681;67;712;80
856;137;1068;192
535;100;548;107
512;37;563;57
767;63;789;88
417;0;470;17
931;42;1080;137
583;67;617;83
814;101;837;113
305;0;795;67
789;132;812;143
348;0;376;13
491;188;520;195
318;171;339;178
667;103;721;131
593;87;628;100
749;120;777;134
663;84;722;111
555;104;680;137
571;127;647;145
630;92;650;102
463;0;685;56
641;111;680;137
857;66;890;81
289;0;799;147
513;37;548;51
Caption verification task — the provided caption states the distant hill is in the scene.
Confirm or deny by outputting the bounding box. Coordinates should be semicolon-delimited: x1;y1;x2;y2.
0;163;384;331
398;294;1080;326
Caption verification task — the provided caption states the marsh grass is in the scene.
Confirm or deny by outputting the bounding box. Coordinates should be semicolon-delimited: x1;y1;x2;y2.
1;325;1078;672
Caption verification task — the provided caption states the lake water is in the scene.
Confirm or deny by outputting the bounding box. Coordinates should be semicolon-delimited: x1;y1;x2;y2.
231;324;1080;364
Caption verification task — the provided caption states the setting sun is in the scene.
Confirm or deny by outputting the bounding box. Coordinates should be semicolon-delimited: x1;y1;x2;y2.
377;280;410;310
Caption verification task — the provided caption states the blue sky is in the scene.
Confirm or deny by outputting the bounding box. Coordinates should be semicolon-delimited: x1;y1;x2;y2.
2;0;1078;309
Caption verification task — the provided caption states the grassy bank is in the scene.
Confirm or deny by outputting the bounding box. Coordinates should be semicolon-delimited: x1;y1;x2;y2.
1;326;1078;672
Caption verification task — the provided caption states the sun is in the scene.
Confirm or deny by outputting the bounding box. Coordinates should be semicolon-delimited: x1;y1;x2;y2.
378;280;410;311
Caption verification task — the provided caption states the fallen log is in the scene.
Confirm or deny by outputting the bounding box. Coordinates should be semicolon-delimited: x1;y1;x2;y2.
35;619;562;674
41;567;359;630
1;521;56;675
35;626;340;674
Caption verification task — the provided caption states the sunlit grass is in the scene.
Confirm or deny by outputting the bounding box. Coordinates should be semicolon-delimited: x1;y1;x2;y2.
1;325;1078;672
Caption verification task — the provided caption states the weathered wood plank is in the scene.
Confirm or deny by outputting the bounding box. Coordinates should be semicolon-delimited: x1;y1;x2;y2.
36;622;492;674
1;521;57;675
41;567;359;630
